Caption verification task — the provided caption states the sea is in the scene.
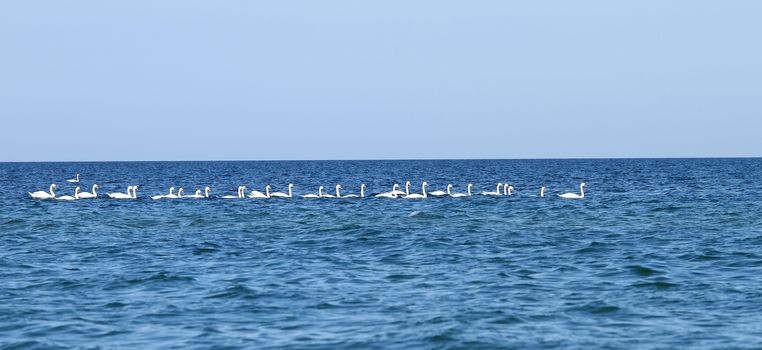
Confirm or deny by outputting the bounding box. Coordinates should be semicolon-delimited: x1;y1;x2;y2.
1;159;761;349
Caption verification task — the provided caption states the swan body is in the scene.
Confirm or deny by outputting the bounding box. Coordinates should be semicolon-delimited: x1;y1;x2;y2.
481;183;503;196
559;182;586;199
270;184;293;198
503;184;514;196
187;187;210;199
58;187;80;201
108;186;136;199
77;184;99;199
341;184;366;198
302;186;323;198
403;182;428;199
375;184;400;198
66;174;80;183
450;184;472;198
222;186;245;199
428;184;449;197
152;187;177;200
249;185;271;198
30;184;57;199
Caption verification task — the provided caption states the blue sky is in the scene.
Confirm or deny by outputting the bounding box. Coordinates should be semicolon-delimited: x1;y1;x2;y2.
1;1;760;161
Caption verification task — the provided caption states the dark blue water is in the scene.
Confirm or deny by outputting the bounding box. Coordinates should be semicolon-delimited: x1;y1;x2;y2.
2;159;762;349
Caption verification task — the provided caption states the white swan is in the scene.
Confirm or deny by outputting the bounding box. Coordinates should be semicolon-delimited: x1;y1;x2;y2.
187;187;210;199
222;186;245;199
152;187;176;200
503;184;514;196
66;174;80;183
428;184;449;197
450;184;472;198
58;187;80;201
108;186;135;199
270;184;293;198
403;182;428;199
375;184;400;198
76;184;99;199
481;183;503;196
248;185;271;198
30;184;57;199
341;184;366;198
302;186;323;198
321;185;337;198
559;182;586;199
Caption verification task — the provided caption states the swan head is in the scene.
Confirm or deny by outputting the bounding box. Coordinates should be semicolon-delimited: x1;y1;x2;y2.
205;186;210;191
405;181;411;186
468;183;473;188
581;182;586;187
265;185;271;190
288;183;294;189
393;184;400;190
241;186;247;191
133;185;139;190
319;186;324;191
447;184;453;189
361;184;366;189
422;181;428;187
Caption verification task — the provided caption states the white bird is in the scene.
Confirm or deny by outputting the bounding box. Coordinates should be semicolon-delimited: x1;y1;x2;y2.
481;183;503;196
321;185;338;198
152;187;177;200
77;184;99;199
108;186;136;199
302;186;324;198
58;187;80;201
559;182;586;199
187;187;210;199
450;184;472;198
403;182;428;199
341;184;366;198
222;186;245;199
30;184;57;199
248;185;271;198
270;184;293;198
503;184;514;196
428;184;449;197
66;174;80;183
375;184;400;198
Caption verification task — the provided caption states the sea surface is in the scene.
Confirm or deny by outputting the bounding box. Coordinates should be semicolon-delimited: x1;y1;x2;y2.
1;159;761;349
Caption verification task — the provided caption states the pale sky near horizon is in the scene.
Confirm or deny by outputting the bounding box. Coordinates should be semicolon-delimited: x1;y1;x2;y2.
1;1;760;161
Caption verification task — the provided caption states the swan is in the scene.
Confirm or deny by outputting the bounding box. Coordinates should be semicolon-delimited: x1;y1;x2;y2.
428;184;449;197
341;184;366;198
29;184;57;199
58;187;80;201
321;185;337;198
77;185;99;199
403;182;428;199
559;182;586;199
66;173;80;183
76;184;99;199
503;184;514;196
481;183;503;196
152;187;176;200
270;184;293;198
302;186;323;198
249;185;272;198
187;187;210;199
222;186;245;199
248;185;271;198
108;186;135;199
450;184;472;198
375;184;400;198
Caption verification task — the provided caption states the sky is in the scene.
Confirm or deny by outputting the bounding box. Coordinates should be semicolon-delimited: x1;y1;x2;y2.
1;1;760;161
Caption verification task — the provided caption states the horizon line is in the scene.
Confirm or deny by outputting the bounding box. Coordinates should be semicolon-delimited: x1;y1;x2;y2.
1;156;760;163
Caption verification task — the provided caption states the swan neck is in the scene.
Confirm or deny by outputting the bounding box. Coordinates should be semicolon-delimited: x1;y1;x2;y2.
580;184;585;197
